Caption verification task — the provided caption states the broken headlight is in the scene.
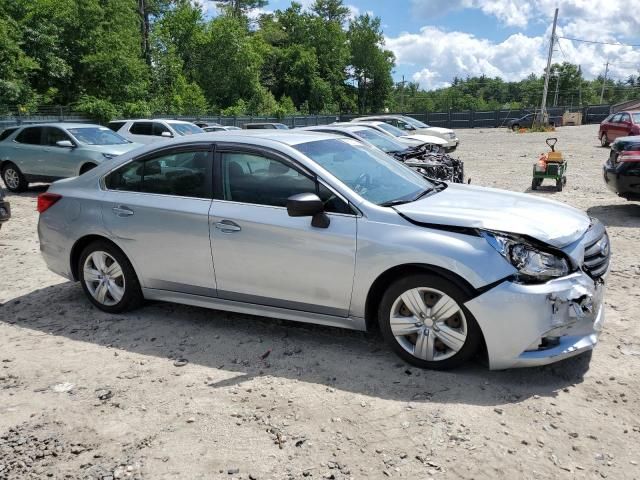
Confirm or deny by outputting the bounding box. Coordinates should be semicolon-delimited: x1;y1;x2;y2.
481;231;569;281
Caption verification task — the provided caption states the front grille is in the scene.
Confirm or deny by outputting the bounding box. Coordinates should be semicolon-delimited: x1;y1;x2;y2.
582;220;610;279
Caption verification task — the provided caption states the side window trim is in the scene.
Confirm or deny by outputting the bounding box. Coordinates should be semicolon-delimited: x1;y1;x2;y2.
212;143;356;215
102;143;215;199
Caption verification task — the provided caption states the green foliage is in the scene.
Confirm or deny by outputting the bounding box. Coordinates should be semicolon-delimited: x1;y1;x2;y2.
8;0;635;118
75;96;119;124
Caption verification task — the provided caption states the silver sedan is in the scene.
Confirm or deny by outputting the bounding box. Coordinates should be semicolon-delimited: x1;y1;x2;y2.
37;131;609;370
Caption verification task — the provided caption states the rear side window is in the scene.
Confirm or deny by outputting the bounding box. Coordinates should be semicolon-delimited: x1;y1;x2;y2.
107;121;126;132
0;127;18;141
15;127;44;145
105;149;211;198
129;122;153;135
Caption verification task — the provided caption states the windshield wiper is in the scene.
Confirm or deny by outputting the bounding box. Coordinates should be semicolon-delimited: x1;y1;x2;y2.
380;187;434;207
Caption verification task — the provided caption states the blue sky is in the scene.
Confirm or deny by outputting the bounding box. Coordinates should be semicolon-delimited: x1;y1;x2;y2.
202;0;640;90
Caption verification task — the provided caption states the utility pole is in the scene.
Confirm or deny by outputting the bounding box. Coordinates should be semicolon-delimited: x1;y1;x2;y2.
600;60;609;104
578;65;582;106
397;75;408;113
540;8;559;125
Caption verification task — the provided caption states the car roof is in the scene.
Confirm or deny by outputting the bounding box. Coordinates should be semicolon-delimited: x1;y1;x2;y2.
110;119;195;124
12;123;101;129
195;130;340;146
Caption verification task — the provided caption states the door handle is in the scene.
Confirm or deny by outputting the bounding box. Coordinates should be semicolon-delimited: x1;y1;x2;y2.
112;205;134;217
214;220;241;233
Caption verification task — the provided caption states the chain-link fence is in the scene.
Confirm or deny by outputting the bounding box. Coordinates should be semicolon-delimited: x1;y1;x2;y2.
0;105;611;130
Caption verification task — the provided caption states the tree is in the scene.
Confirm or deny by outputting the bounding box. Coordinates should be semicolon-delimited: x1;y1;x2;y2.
348;14;394;113
311;0;350;23
194;16;263;108
215;0;267;19
0;15;38;110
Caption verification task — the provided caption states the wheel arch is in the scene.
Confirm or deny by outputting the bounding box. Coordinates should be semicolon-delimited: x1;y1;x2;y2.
364;263;478;332
70;234;132;281
78;162;97;175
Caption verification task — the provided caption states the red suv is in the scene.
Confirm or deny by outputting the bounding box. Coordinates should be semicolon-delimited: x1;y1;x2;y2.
599;111;640;147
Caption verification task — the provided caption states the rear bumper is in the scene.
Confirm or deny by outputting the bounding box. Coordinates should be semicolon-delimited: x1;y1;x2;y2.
465;271;605;370
603;163;640;199
0;199;10;225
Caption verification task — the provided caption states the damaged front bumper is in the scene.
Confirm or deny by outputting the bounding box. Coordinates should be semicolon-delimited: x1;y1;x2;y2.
465;271;605;370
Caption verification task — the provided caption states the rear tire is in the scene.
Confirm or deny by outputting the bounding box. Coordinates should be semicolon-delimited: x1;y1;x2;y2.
79;163;97;175
556;178;563;192
1;163;28;192
78;241;143;313
378;274;481;370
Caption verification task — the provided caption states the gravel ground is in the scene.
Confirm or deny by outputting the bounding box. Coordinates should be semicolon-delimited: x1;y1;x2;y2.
0;124;639;480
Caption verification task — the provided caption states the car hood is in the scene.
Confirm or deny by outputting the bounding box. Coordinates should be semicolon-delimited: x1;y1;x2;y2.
89;143;143;156
403;134;447;146
393;183;590;248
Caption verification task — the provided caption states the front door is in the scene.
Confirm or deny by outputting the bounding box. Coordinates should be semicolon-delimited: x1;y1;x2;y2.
210;148;357;316
42;126;79;178
101;145;216;295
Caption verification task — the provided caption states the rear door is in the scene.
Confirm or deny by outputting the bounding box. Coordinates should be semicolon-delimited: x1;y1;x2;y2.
10;127;46;176
102;144;216;295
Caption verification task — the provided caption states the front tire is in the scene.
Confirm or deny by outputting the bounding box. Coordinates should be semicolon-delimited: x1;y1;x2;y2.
600;133;609;147
511;124;520;132
2;163;28;192
78;241;143;313
378;274;481;370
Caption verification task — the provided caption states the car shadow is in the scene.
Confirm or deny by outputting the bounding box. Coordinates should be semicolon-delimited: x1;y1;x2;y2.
0;182;48;198
0;282;593;407
524;185;560;194
587;204;640;228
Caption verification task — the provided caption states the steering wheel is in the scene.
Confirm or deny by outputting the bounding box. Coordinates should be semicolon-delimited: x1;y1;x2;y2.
354;172;371;193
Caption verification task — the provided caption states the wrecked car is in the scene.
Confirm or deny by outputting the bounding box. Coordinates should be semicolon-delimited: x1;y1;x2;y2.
38;131;608;370
299;125;464;183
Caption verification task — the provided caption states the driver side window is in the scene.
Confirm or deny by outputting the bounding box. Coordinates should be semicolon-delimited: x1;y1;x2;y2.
220;152;351;214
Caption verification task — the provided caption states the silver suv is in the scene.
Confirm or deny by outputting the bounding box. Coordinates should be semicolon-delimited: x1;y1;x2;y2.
37;131;608;370
108;119;205;145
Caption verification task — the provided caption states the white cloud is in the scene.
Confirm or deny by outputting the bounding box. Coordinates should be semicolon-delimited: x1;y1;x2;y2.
393;0;640;90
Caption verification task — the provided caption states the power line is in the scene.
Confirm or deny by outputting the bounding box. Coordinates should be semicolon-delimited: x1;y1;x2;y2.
557;36;640;48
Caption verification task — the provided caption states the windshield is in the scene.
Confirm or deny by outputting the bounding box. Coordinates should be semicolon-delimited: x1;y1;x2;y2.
67;127;130;145
402;117;431;128
633;113;640;123
294;138;433;205
169;123;204;136
349;128;408;153
373;122;407;138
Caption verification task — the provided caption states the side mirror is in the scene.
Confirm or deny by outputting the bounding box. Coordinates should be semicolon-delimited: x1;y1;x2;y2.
286;193;330;228
404;124;416;131
161;131;173;138
56;140;74;148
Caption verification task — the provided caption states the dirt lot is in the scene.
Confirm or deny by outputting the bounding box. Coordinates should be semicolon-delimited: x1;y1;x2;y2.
1;124;639;480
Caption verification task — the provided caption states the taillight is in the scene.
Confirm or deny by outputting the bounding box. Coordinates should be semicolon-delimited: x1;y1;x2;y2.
37;193;62;213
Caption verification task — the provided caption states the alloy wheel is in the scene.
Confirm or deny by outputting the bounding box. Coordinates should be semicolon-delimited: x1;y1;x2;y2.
83;251;126;306
389;287;468;362
601;134;608;147
4;168;19;190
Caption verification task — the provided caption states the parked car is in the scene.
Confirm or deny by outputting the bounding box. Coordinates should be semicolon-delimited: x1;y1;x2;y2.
603;135;640;200
300;125;464;182
599;111;640;147
352;115;459;151
108;119;205;144
243;123;289;130
202;125;242;132
0;187;10;230
37;130;608;370
0;123;141;192
333;121;447;151
193;121;221;128
506;113;535;131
